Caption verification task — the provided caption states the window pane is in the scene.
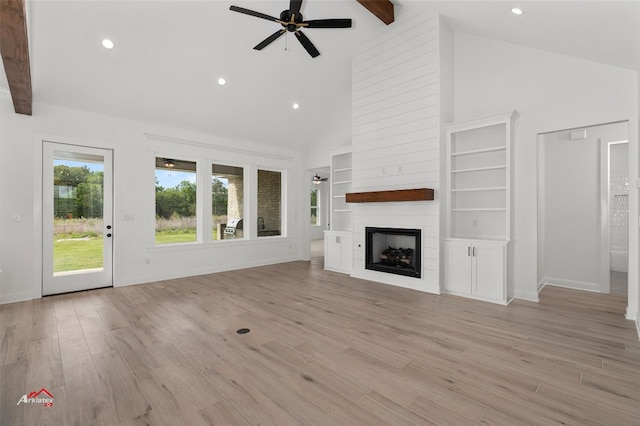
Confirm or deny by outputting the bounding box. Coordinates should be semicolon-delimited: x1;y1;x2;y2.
212;164;244;240
155;158;197;244
257;169;282;237
310;189;318;225
53;159;104;273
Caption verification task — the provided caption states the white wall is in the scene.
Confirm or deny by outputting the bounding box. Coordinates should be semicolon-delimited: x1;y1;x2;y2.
0;95;308;304
349;10;453;293
636;71;640;336
455;32;638;317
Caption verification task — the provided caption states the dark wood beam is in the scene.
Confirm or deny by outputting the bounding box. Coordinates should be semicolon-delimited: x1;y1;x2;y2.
357;0;394;25
0;0;32;115
346;188;434;203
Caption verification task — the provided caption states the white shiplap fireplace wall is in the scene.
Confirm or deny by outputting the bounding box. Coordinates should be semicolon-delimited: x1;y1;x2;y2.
350;10;453;293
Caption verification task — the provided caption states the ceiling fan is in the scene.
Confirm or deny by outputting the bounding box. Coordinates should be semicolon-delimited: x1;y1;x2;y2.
312;173;328;185
229;0;352;58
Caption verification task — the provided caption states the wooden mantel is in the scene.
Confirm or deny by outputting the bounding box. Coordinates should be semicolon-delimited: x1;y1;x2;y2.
346;188;434;203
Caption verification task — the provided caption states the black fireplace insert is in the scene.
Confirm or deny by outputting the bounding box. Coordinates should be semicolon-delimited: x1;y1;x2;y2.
365;227;421;278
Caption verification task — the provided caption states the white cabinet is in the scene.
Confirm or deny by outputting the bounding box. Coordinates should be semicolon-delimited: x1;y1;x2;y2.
444;239;507;304
444;112;517;305
325;149;353;274
324;231;352;274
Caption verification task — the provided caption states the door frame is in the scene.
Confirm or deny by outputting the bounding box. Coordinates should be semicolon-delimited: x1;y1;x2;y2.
42;141;114;295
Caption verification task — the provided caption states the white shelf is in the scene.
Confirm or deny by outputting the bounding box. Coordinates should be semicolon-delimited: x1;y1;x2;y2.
446;111;517;241
451;165;506;174
330;151;353;233
451;146;506;157
452;187;506;193
452;208;506;212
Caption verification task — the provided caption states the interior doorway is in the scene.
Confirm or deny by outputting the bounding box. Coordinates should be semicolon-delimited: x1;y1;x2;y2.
603;141;630;294
42;142;114;295
309;166;330;261
537;121;629;296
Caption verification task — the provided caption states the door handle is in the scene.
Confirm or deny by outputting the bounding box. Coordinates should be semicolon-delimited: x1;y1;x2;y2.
473;247;476;256
468;246;471;256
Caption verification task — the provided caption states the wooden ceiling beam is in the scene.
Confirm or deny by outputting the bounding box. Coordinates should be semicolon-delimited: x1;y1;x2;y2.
0;0;32;115
357;0;394;25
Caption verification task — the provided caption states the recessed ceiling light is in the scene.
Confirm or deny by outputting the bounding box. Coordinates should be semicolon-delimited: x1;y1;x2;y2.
218;78;226;86
511;8;524;15
293;103;300;110
101;39;114;49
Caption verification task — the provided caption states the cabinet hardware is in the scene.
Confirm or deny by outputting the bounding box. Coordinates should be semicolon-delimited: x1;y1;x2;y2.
468;246;471;256
473;247;476;256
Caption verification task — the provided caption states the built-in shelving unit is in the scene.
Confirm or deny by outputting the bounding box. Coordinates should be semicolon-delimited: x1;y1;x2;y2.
444;111;518;305
325;149;353;274
330;152;353;232
446;112;517;241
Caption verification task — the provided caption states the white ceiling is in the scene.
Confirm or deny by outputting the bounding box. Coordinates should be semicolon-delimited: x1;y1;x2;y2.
1;1;638;152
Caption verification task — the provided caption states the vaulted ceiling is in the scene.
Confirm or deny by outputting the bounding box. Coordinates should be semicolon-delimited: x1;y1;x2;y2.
1;1;638;152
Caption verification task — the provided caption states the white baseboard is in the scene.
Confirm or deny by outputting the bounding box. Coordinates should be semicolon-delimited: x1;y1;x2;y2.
626;307;640;339
0;290;34;305
514;289;540;303
542;276;602;293
117;255;304;288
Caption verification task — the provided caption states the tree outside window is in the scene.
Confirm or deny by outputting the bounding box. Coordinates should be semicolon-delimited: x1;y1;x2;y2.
155;158;197;244
310;189;319;225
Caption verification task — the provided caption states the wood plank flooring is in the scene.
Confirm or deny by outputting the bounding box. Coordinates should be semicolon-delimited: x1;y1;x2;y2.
1;260;639;425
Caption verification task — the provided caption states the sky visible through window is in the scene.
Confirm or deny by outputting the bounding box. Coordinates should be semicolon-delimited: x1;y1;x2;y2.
156;169;196;189
56;160;230;189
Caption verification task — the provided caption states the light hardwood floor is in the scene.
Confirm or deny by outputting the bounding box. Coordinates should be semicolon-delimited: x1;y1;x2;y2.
1;260;639;425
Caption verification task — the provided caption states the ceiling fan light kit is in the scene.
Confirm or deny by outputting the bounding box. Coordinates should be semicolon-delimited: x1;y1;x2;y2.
230;0;352;58
312;174;328;184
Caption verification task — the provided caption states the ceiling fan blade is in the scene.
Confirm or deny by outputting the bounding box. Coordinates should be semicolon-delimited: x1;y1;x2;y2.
303;19;352;29
254;29;286;50
295;30;320;58
229;5;279;23
289;0;303;16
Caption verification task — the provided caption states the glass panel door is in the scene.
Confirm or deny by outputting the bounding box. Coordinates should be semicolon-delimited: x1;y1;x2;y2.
43;142;113;295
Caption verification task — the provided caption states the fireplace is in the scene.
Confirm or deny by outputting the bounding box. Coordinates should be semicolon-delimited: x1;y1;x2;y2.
365;227;421;278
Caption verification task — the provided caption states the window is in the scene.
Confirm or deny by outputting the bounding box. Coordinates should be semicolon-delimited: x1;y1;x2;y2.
212;163;244;240
155;158;197;244
310;188;319;225
257;169;282;237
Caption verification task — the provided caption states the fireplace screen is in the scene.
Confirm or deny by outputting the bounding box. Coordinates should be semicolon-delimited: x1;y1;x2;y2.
365;227;421;278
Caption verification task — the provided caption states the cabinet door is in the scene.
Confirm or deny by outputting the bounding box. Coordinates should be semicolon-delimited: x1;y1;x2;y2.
473;243;505;301
339;232;353;273
444;240;472;294
324;233;341;271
